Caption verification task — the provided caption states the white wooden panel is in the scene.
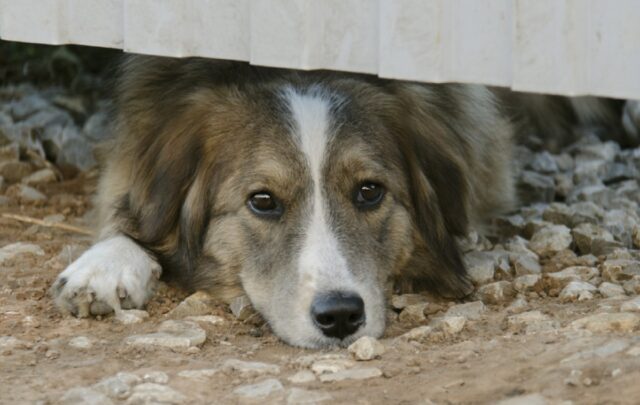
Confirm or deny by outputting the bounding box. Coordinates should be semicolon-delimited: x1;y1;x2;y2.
1;0;639;99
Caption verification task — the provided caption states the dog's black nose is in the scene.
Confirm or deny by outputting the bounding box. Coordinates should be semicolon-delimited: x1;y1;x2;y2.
311;291;365;339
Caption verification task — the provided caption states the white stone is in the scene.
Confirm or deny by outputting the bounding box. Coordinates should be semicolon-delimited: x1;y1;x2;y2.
286;388;332;404
22;168;57;185
570;312;640;333
116;310;149;324
513;275;540;293
168;291;215;318
559;281;597;302
0;336;29;351
93;374;135;400
311;358;355;375
68;336;93;349
287;370;316;384
399;326;433;342
506;310;555;333
598;282;627;298
222;359;280;378
441;316;466;335
185;315;225;325
398;303;428;324
390;294;428;310
318;367;382;382
347;336;385;361
230;295;255;321
477;281;515;304
60;387;114;405
125;383;186;405
620;296;640;312
233;378;283;399
142;371;169;384
177;369;219;379
464;251;498;285
0;242;44;264
495;393;548;405
16;184;46;202
125;320;206;349
445;301;486;320
529;225;572;256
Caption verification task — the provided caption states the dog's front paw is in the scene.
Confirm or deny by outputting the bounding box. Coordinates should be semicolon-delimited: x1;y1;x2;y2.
623;99;640;145
51;235;161;317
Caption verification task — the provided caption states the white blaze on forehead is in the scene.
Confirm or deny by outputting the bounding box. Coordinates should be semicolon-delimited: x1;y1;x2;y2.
282;87;353;292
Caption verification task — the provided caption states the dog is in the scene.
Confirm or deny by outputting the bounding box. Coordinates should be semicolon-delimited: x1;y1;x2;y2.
50;56;639;348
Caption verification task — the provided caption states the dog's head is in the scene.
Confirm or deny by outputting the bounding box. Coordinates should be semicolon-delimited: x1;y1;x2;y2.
116;58;472;348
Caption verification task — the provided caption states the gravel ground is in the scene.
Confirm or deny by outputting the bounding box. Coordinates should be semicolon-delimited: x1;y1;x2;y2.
1;83;640;405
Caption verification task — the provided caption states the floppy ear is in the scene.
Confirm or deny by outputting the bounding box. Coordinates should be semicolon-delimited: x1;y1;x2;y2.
385;85;473;298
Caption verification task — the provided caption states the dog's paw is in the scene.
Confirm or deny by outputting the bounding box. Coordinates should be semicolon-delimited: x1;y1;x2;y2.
51;235;161;318
623;99;640;145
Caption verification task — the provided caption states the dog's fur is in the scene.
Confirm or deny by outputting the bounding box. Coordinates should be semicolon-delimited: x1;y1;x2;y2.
51;56;637;348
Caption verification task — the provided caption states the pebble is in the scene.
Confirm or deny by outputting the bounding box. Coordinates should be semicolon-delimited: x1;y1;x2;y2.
93;374;137;400
513;275;541;293
477;281;515;304
513;255;541;276
620;296;640;312
311;358;355;375
317;367;382;382
286;388;332;404
59;387;114;405
230;295;255;321
168;291;216;318
390;294;428;310
529;225;572;256
0;161;33;183
572;223;617;255
558;281;597;302
68;336;93;349
440;316;466;335
125;383;186;405
518;170;555;204
570;312;640;333
543;266;599;291
222;359;281;378
0;336;30;353
116;310;149;324
184;315;225;325
347;336;385;361
445;301;486;320
125;320;206;349
0;242;45;264
495;393;548;405
601;259;640;283
399;326;433;342
21;168;57;185
233;378;284;399
598;282;627;298
506;310;552;333
177;369;219;379
398;303;428;324
622;277;640;295
142;371;169;384
287;370;317;384
15;184;46;202
464;251;498;285
628;346;640;357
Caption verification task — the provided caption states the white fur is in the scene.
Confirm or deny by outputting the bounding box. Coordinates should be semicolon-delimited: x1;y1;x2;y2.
51;235;160;317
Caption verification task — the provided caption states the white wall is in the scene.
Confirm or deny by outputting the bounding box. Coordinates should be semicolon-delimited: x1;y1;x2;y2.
1;0;638;99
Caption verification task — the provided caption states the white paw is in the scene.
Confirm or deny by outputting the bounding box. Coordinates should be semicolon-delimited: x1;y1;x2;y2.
623;99;640;143
51;235;161;317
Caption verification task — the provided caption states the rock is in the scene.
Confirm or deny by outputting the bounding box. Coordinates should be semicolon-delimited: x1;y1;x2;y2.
317;367;382;382
116;310;149;324
529;225;572;256
0;242;45;264
569;183;613;206
83;110;111;141
628;346;640;357
495;393;548;405
633;225;640;248
233;378;283;399
177;369;219;379
184;315;225;325
0;161;33;183
622;277;640;295
222;359;280;378
68;336;93;349
0;141;19;162
445;301;486;320
287;370;316;384
440;316;466;335
528;151;558;174
311;358;355;375
542;203;573;227
506;296;529;314
347;336;385;361
513;275;541;293
598;282;627;298
60;387;114;405
125;383;186;405
477;281;515;304
390;294;428;310
125;320;206;349
169;291;216;318
570;312;640;333
230;295;255;321
93;373;138;400
554;173;574;199
15;184;46;202
398;303;428;324
506;310;554;333
513;254;541;276
620;296;640;312
543;266;599;291
518;171;555;204
142;371;169;384
399;326;433;342
504;236;538;259
0;336;30;353
464;251;498;285
21;168;57;185
558;281;597;302
286;388;332;404
601;259;640;283
572;223;618;255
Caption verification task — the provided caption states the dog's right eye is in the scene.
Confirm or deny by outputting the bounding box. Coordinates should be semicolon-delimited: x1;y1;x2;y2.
248;191;283;218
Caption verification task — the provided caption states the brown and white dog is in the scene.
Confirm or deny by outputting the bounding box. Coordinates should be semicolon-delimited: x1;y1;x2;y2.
51;56;639;348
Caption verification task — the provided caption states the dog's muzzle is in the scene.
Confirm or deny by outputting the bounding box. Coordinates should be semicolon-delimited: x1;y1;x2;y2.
310;290;365;340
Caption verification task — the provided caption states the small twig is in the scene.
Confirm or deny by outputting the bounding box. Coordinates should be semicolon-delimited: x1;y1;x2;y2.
1;213;93;236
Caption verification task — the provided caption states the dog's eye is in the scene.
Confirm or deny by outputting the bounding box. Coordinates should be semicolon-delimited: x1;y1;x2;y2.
354;182;385;209
248;191;283;218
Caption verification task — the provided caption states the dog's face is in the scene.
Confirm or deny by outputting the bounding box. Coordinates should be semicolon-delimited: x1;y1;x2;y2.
198;86;417;347
116;61;473;348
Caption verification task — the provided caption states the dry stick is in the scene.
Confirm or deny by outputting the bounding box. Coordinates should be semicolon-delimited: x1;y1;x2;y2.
1;213;93;236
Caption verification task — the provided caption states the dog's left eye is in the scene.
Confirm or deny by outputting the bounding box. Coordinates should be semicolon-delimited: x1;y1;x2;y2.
248;191;283;218
354;182;385;209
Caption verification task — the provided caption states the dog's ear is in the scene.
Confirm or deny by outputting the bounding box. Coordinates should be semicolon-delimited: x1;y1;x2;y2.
385;84;473;298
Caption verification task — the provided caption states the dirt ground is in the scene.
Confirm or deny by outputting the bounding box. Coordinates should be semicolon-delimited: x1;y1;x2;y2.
1;173;639;405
